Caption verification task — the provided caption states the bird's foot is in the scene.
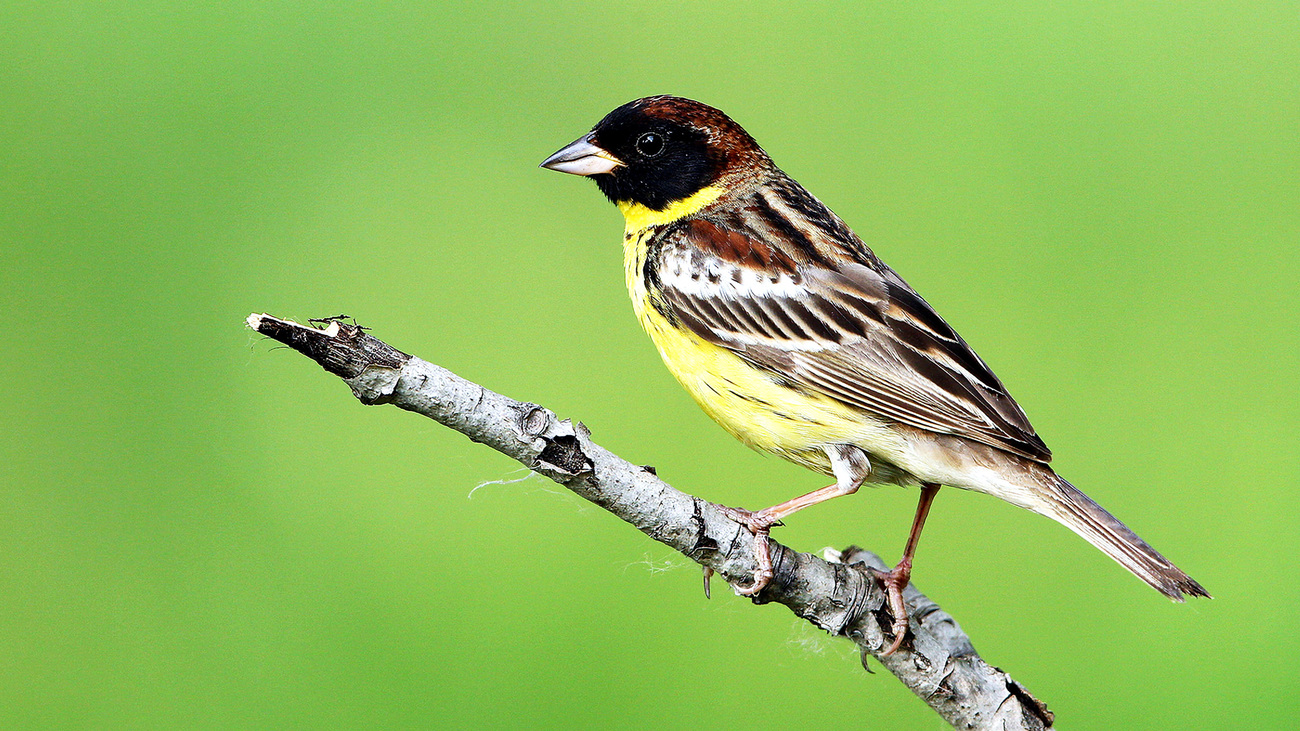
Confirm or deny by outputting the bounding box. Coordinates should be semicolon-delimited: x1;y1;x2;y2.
869;560;913;656
714;505;784;596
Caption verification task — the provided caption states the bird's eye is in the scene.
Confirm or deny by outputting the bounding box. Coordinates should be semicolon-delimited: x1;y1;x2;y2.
635;132;665;158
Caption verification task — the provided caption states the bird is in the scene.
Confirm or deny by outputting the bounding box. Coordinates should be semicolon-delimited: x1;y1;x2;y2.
540;95;1208;654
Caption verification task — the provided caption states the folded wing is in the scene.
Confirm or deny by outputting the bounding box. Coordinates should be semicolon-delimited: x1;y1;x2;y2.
655;218;1052;463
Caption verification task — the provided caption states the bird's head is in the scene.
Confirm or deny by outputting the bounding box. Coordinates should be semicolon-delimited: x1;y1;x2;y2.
541;96;771;221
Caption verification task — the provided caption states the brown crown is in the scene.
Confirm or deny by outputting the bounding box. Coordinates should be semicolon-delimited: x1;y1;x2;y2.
629;95;770;170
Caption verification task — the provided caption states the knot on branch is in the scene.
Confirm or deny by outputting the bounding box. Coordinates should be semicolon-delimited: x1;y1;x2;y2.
510;403;594;480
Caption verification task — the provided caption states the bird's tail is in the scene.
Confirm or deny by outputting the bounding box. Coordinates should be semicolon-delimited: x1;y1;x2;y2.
1033;471;1209;601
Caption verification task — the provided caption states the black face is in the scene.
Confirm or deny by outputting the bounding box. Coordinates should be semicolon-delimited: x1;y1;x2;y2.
588;102;718;211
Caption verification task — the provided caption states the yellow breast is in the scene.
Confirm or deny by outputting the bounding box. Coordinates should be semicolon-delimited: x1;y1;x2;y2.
621;225;895;475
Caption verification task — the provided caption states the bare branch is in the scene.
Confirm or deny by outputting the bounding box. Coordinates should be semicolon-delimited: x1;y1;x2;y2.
246;313;1054;730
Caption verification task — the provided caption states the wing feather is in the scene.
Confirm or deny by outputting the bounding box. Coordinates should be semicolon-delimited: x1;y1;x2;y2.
656;219;1052;463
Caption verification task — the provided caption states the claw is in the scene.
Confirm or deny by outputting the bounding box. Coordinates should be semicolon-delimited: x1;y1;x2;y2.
715;505;779;595
733;527;773;595
870;562;913;656
714;505;779;533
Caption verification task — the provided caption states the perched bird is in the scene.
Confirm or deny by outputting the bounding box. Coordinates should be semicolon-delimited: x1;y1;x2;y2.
541;96;1208;654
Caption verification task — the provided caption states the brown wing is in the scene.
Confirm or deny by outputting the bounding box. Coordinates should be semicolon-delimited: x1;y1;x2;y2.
653;217;1052;463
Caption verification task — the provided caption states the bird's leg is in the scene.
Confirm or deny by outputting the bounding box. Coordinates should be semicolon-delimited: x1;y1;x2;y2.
871;482;940;656
715;445;870;596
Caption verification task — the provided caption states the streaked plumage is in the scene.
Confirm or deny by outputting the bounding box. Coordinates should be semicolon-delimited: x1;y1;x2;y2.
543;96;1207;651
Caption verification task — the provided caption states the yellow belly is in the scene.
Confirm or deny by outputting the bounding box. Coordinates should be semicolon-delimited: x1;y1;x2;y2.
623;228;898;475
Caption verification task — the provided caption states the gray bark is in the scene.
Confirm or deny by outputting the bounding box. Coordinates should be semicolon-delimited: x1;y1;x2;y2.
246;313;1055;730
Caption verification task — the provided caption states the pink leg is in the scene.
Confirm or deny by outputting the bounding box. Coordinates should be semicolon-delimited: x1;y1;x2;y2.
717;484;850;596
716;445;871;596
871;483;940;656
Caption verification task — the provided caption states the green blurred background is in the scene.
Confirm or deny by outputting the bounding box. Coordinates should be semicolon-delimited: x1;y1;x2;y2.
2;2;1296;728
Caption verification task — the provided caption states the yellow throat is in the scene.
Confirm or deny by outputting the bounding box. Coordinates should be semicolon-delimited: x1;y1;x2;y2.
615;185;726;234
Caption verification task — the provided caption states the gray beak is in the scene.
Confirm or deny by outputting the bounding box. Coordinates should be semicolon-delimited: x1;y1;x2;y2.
540;133;624;176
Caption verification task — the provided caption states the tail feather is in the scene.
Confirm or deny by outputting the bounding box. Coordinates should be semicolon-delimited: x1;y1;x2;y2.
1038;474;1209;600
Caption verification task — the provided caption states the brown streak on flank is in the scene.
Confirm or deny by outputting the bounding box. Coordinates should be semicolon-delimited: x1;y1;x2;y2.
727;388;773;407
687;219;797;274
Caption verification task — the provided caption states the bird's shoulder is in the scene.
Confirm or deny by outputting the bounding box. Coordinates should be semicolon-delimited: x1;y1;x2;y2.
651;172;880;271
